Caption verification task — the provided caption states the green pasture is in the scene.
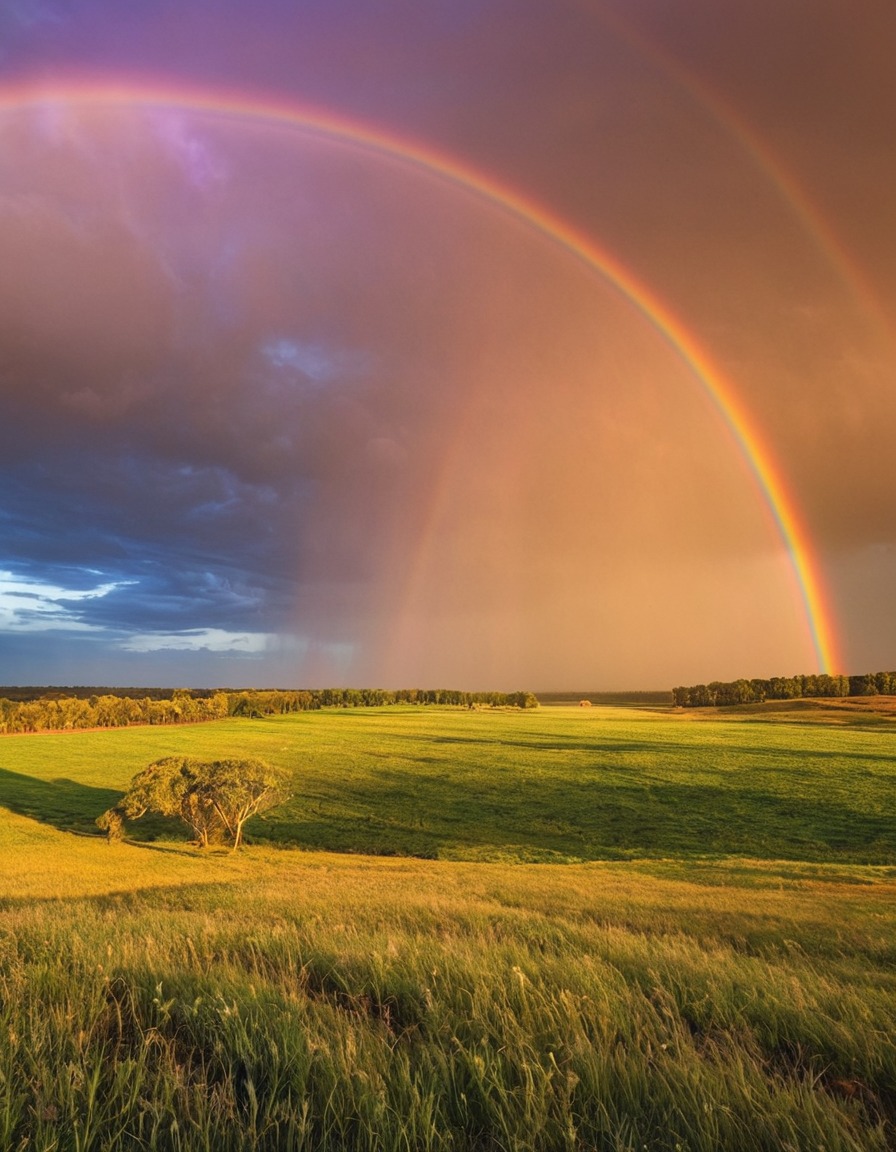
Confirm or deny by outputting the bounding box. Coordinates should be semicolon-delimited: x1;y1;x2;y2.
1;703;894;863
1;704;895;1149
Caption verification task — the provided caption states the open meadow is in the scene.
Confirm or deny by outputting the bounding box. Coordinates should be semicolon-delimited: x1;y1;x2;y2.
1;703;895;1149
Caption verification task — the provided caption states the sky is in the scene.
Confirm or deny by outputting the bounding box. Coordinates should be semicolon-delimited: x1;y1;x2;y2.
0;0;894;690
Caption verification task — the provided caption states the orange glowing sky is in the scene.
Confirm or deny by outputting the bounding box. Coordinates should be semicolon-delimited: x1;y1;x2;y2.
0;0;894;689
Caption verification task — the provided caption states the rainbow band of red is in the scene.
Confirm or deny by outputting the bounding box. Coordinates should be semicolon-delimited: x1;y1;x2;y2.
0;78;843;674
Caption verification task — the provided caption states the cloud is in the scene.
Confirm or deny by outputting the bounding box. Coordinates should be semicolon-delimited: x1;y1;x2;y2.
262;338;343;383
148;109;229;189
120;627;275;654
0;52;893;687
0;570;128;633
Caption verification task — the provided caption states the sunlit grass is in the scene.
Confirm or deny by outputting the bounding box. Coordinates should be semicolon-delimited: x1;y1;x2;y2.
1;704;894;1148
1;849;894;1150
1;704;894;862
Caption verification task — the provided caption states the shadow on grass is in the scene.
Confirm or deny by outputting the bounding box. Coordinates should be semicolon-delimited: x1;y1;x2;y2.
0;878;237;912
433;732;896;765
0;765;182;842
3;757;893;867
258;767;896;865
0;765;122;836
430;734;691;755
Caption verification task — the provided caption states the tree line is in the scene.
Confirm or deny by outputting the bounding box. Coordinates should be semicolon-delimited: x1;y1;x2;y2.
671;671;896;707
0;686;538;734
537;691;672;706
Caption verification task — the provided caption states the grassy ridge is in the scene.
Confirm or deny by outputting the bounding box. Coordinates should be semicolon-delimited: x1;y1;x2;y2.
1;704;894;863
1;704;895;1149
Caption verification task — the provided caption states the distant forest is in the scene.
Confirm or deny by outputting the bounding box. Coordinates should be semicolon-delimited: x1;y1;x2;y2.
537;691;672;706
0;686;538;735
671;672;896;707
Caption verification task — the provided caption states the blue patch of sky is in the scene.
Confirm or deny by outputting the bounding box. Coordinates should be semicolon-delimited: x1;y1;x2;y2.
263;338;339;383
261;337;373;386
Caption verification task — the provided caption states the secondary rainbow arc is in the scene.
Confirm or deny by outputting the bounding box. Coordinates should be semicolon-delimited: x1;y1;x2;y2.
0;76;843;673
573;0;894;354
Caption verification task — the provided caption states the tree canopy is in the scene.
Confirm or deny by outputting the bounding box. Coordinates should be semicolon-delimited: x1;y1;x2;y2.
99;756;290;849
0;686;538;734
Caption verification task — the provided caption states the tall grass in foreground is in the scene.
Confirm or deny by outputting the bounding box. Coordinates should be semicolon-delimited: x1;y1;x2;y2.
1;852;894;1150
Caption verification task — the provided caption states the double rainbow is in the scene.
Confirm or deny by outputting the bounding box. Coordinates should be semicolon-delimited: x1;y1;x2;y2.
0;78;843;672
583;0;893;352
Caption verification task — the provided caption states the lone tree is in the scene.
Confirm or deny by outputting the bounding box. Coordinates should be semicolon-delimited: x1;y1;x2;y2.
98;756;290;849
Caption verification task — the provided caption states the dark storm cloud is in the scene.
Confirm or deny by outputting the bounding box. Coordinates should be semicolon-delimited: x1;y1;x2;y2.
0;105;498;669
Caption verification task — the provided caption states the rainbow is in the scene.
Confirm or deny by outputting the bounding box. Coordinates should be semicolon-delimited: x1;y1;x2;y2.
0;76;843;672
577;0;894;352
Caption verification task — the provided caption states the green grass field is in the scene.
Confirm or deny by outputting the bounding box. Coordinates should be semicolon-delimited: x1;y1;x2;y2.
1;704;895;1149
